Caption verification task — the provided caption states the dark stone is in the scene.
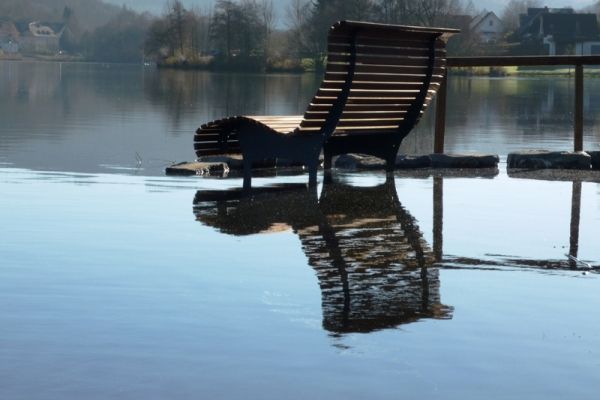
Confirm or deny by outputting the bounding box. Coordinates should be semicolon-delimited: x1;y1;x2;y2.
198;155;243;169
197;155;278;170
166;161;229;176
507;151;591;170
588;151;600;170
430;153;499;168
508;168;600;183
334;154;386;170
395;155;431;169
275;155;324;168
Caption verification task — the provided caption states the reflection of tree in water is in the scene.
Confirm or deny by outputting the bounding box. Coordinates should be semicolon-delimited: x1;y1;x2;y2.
1;62;152;137
447;77;598;136
193;177;453;336
143;69;320;131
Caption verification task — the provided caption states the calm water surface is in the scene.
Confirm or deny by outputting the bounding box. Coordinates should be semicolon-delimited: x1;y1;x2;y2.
1;61;600;399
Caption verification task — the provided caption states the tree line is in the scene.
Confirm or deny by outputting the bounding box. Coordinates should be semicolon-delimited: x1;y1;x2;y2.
7;0;600;69
144;0;479;71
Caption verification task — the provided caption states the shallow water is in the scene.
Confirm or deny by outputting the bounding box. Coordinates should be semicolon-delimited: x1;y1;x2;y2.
2;61;600;175
1;62;600;399
1;168;599;399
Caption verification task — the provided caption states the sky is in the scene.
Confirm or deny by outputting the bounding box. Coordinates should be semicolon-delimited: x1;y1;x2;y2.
103;0;598;17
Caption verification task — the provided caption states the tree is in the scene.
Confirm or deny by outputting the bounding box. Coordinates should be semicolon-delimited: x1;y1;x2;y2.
259;0;275;60
83;7;152;63
210;0;266;67
418;0;466;25
145;0;207;61
60;6;84;53
167;0;188;55
501;0;542;34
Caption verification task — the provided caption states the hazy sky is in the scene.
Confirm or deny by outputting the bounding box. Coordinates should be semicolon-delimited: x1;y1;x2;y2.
103;0;597;17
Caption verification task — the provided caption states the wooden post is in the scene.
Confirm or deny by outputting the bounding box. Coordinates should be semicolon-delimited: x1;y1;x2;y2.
433;176;444;262
574;64;584;152
434;71;448;154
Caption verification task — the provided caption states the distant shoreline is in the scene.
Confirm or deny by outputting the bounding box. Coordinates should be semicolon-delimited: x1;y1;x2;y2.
5;58;600;77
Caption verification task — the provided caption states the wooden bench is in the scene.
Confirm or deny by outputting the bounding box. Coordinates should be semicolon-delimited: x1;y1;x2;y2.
194;21;458;187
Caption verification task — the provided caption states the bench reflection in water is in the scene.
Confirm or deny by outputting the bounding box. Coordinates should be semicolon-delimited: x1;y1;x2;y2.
193;176;453;335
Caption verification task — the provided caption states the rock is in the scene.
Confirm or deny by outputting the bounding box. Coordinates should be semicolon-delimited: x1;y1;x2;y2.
508;168;600;183
275;156;324;168
507;151;591;170
430;153;499;168
395;155;431;169
165;161;229;176
198;155;244;169
588;151;600;170
197;155;279;170
334;154;386;170
328;153;499;170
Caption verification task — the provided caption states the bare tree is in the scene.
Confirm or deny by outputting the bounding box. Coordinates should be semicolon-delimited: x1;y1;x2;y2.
285;0;311;58
501;0;542;34
373;0;469;25
167;0;188;55
259;0;275;60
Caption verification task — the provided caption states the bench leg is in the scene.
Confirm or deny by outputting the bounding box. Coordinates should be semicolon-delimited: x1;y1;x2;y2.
385;156;396;172
243;157;252;190
323;150;333;170
308;160;318;187
385;145;399;172
323;169;333;185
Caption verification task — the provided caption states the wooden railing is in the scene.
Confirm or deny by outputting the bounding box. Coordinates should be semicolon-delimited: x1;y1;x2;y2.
434;55;600;154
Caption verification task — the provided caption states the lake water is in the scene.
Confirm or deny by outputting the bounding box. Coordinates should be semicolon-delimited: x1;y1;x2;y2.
1;61;600;399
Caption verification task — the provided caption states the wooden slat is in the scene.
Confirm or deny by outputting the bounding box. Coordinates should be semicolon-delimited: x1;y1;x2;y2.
328;43;445;58
306;110;408;119
329;53;434;67
343;97;433;105
298;125;399;133
194;143;240;151
330;30;442;44
248;115;302;121
301;118;403;128
194;133;233;142
316;88;437;99
325;72;444;84
330;20;458;37
327;63;445;75
307;103;423;110
328;57;446;69
321;80;440;91
196;148;241;156
195;145;229;151
332;36;446;50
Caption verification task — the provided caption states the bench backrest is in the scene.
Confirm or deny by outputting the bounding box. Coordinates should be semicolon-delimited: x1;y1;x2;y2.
298;21;458;140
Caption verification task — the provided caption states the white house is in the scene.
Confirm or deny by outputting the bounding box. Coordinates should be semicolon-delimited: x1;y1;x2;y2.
470;11;504;43
19;22;64;54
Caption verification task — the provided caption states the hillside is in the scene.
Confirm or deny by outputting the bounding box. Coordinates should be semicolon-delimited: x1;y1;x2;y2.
0;0;123;31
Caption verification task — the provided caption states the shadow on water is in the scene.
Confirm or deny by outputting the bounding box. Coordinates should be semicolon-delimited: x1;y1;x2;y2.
193;175;453;336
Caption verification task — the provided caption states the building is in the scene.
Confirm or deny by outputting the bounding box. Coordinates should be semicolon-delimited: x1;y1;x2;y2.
517;7;600;55
470;11;504;43
17;21;65;54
